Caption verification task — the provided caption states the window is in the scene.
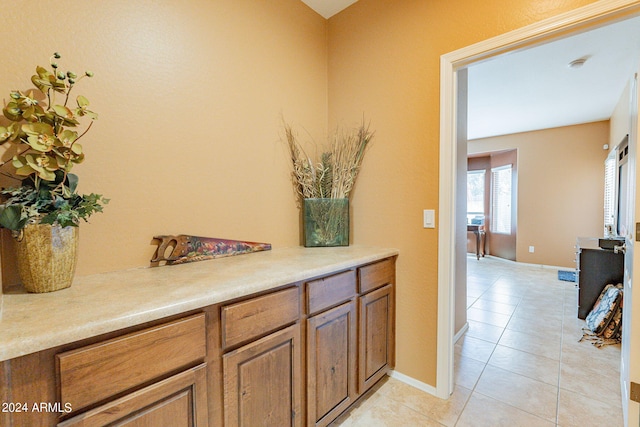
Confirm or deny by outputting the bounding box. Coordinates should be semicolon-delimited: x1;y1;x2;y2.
491;164;512;234
467;170;485;225
617;138;630;236
603;152;616;235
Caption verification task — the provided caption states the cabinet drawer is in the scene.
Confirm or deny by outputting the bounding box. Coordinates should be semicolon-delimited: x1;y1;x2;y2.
57;313;206;413
358;258;395;293
222;287;299;349
307;270;356;315
58;364;208;427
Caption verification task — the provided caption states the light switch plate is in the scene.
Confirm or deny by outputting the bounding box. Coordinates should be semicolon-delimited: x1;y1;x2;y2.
423;210;435;228
631;382;640;403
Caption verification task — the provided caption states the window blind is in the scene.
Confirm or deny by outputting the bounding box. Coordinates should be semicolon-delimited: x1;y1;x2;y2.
491;165;512;234
603;153;616;234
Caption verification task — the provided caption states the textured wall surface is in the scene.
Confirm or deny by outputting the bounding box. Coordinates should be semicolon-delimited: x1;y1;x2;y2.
0;0;328;279
470;122;609;268
0;0;604;388
327;0;599;386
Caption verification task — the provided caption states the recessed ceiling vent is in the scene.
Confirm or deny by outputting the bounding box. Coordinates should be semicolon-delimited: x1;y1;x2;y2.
568;57;589;69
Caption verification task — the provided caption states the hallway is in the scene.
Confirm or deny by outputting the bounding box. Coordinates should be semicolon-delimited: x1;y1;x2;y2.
332;256;623;426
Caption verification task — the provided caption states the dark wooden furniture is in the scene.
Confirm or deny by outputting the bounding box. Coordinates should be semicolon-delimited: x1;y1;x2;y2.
576;242;624;319
467;225;486;260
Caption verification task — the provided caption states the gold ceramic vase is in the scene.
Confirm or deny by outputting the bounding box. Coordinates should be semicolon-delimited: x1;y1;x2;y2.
15;223;79;293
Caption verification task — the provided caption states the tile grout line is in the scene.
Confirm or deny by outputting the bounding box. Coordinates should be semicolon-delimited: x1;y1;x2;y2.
466;266;563;425
452;271;506;426
555;282;570;426
464;259;622;425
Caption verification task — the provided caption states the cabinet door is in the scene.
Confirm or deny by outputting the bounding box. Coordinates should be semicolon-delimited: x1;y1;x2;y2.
359;284;394;393
307;301;357;426
578;249;624;319
223;324;302;427
58;364;208;427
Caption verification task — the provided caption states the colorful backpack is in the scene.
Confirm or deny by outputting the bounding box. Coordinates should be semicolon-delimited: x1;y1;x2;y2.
581;283;623;347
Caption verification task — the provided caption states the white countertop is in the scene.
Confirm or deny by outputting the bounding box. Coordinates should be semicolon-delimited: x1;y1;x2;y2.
0;245;398;362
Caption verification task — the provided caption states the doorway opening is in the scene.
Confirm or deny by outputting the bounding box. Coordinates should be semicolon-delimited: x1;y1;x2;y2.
436;4;640;421
467;150;518;262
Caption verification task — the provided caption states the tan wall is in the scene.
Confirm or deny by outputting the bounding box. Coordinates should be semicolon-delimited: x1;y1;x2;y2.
469;122;608;268
327;0;599;385
0;0;604;389
611;80;632;149
0;0;328;279
468;151;518;261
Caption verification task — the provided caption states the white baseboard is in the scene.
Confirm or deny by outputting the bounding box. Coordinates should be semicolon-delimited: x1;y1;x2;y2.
454;322;469;343
388;370;439;397
468;253;568;271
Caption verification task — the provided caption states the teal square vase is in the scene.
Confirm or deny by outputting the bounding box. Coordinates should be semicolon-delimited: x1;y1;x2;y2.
303;198;349;247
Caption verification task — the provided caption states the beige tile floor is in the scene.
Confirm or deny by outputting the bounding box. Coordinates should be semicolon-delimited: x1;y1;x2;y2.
332;256;623;426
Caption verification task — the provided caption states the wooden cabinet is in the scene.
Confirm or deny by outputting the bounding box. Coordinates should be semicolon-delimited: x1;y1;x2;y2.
306;260;396;426
55;314;208;427
0;255;396;427
223;324;302;426
58;364;208;427
57;314;207;413
358;258;395;393
0;313;208;427
221;287;299;349
222;287;302;426
359;284;394;393
307;303;357;426
358;257;395;294
306;270;357;426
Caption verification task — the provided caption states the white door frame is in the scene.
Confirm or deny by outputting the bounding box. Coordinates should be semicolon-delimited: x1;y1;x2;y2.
437;0;640;400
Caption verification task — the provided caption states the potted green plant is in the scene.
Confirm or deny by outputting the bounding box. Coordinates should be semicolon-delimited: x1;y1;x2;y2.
284;119;374;247
0;52;108;293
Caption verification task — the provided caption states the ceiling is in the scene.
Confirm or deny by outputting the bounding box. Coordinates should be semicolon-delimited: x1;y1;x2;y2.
468;16;640;140
300;0;357;19
301;2;640;140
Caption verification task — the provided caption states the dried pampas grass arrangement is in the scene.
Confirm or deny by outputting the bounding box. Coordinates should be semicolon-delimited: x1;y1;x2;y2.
284;119;374;201
283;119;375;246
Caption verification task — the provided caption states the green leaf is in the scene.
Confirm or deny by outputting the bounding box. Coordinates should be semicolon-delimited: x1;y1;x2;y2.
58;129;78;145
23;122;54;137
77;109;98;120
35;65;49;78
14;165;36;176
22;154;57;181
66;173;79;193
22;105;35;120
77;95;89;108
3;102;22;121
52;80;67;93
71;142;83;155
53;104;73;119
0;205;26;231
76;95;98;120
53;196;68;209
22;123;56;152
7;122;22;141
39;212;58;225
0;126;10;143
